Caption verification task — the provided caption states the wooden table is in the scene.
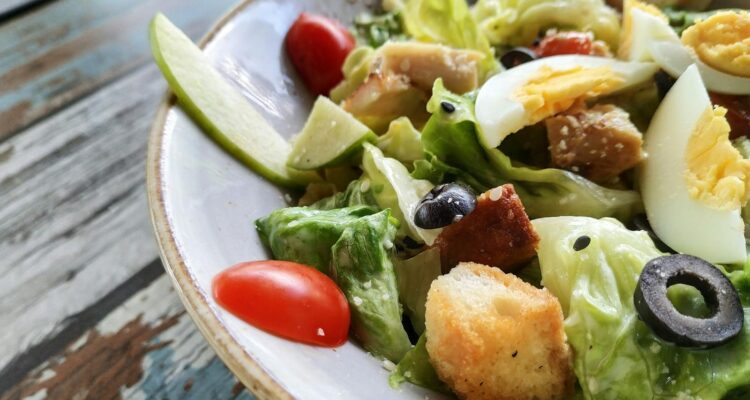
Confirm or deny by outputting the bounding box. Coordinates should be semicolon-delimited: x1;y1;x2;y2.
0;0;255;398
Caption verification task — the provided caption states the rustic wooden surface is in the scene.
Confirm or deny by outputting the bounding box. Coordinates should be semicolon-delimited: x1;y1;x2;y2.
0;0;255;398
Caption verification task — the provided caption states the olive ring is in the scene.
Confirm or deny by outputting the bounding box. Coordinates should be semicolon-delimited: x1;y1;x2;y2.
634;254;744;348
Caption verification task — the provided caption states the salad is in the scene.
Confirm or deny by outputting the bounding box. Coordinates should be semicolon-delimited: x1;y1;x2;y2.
150;0;750;398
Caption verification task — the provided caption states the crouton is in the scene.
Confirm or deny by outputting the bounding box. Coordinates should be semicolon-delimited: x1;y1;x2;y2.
425;262;574;400
545;103;645;183
434;184;539;272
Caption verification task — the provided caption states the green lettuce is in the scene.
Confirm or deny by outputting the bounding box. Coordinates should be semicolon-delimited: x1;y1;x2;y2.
354;11;408;48
472;0;620;48
397;0;499;80
663;8;740;35
534;216;750;399
393;247;442;334
312;179;379;210
330;46;376;103
419;80;642;221
377;117;425;166
389;334;451;393
362;143;440;245
256;206;411;361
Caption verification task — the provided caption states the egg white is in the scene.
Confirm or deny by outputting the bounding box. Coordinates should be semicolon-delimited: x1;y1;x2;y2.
475;56;659;149
620;4;750;95
649;40;750;95
638;65;746;264
623;7;680;62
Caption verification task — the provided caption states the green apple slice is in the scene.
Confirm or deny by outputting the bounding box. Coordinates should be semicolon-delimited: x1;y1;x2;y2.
149;13;317;188
288;96;376;170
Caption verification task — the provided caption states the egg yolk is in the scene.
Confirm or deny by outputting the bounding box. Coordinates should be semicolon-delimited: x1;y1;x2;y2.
685;106;750;210
618;0;668;60
682;11;750;78
513;66;623;126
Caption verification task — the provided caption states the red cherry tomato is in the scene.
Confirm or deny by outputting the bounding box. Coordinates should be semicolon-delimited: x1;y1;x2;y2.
709;92;750;140
535;32;593;57
285;13;356;96
213;260;350;347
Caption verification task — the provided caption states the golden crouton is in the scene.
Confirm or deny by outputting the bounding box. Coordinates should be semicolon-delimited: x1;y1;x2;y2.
434;184;539;273
425;263;574;400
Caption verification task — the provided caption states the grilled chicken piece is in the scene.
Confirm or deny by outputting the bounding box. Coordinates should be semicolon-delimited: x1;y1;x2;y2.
545;103;645;183
341;42;484;132
341;72;429;133
376;42;484;94
434;184;540;272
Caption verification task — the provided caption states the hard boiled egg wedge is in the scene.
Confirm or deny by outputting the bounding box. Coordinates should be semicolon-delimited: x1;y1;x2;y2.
638;65;750;264
649;11;750;95
618;1;750;95
618;0;680;62
475;55;658;148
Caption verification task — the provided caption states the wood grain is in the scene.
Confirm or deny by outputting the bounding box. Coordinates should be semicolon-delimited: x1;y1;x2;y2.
0;65;164;372
2;275;253;400
0;0;237;140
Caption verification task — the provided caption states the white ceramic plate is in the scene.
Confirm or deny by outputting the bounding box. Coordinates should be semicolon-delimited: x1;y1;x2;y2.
146;0;447;398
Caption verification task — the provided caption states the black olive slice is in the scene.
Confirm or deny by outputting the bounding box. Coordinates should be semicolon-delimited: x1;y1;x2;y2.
414;183;477;229
634;254;744;348
500;47;537;69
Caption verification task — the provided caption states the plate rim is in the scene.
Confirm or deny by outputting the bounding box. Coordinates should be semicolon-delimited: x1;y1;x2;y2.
145;1;294;398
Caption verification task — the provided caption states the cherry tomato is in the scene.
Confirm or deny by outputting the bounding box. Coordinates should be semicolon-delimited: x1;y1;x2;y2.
285;13;356;96
213;260;350;347
709;92;750;140
535;32;593;57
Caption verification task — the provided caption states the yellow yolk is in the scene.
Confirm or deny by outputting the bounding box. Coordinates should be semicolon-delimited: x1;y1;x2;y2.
618;0;668;59
684;106;750;210
682;11;750;78
512;66;623;125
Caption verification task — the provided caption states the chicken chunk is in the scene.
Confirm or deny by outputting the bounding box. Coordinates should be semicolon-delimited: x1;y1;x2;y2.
341;42;484;132
376;42;484;94
434;184;539;272
341;72;429;132
545;103;645;183
425;262;574;400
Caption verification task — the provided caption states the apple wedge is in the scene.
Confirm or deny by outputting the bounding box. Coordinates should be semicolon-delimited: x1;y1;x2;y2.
150;13;318;188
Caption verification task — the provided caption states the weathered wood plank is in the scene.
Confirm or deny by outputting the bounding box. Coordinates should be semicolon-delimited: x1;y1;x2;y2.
0;0;237;139
0;64;166;371
2;275;254;400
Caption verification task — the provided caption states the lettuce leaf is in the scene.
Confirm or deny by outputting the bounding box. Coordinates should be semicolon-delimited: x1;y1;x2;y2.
393;247;442;334
472;0;620;48
330;46;376;103
420;80;642;221
354;11;408;48
534;216;750;399
389;334;451;393
362;143;440;245
377;117;424;166
398;0;499;81
256;206;411;362
312;179;379;210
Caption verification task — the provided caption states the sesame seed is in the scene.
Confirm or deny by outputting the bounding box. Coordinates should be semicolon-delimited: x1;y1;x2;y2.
317;328;325;336
489;187;503;201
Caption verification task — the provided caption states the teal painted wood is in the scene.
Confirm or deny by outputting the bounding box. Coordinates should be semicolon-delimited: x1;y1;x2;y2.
2;275;255;399
0;0;238;139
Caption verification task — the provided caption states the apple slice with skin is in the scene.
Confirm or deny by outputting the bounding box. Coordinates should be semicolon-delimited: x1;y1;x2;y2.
149;13;318;188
